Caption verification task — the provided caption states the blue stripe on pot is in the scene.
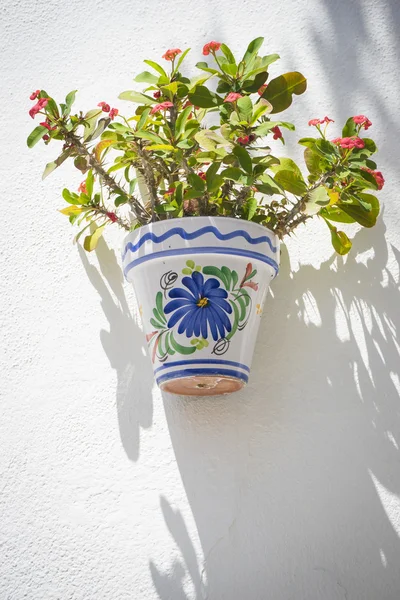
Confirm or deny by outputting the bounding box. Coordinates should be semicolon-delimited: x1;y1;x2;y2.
156;367;249;387
124;246;279;278
122;225;278;261
154;358;250;375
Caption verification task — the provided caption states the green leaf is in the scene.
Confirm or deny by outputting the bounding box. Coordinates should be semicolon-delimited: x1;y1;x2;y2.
340;193;379;227
221;167;243;181
175;106;193;137
194;130;216;151
59;205;84;216
134;130;166;144
247;197;257;220
74;155;90;174
263;72;307;113
64;90;77;116
304;148;321;174
83;225;106;252
221;43;236;65
145;144;175;152
118;90;156;105
137;106;151;130
135;71;159;84
320;206;356;224
254;120;294;135
186;259;195;269
271;157;303;178
174;48;191;72
236;96;253;123
314;138;338;158
243;37;264;66
143;59;167;77
241;71;269;94
342;117;357;137
206;162;220;190
245;54;280;78
83;109;101;140
182;267;192;275
62;188;80;205
188;173;206;191
86;170;94;198
195;62;220;75
274;170;307;195
233;146;252;174
27;125;47;148
304;186;330;215
324;219;352;255
188;85;223;108
155;203;177;214
42;148;72;179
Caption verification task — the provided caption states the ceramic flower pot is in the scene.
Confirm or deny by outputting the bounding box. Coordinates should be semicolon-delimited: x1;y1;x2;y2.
122;217;280;396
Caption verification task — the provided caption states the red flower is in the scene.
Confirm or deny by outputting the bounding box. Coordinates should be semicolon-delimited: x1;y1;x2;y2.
362;167;385;190
203;41;222;56
224;92;242;103
98;102;110;112
240;263;258;290
271;126;282;140
153;91;161;99
42;134;49;141
353;115;372;130
332;136;365;149
109;108;118;120
78;181;87;194
323;116;334;123
257;84;268;96
30;89;40;100
106;212;118;223
237;135;250;145
165;187;175;196
162;48;182;61
150;101;174;114
198;171;207;180
29;97;48;119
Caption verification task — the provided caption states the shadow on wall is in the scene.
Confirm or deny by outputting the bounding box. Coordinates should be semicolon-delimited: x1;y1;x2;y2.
149;218;400;599
78;240;153;461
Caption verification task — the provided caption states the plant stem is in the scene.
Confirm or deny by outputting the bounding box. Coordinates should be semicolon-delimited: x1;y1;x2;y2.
62;129;150;225
276;170;335;238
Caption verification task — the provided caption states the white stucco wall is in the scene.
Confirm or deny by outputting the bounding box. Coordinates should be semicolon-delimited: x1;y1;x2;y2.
1;0;400;598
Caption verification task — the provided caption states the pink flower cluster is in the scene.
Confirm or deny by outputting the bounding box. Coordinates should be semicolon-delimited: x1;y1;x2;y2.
362;167;385;190
162;48;182;61
224;92;242;103
353;115;372;130
332;136;365;149
29;96;48;119
203;41;221;56
150;101;174;115
98;102;118;120
308;116;334;126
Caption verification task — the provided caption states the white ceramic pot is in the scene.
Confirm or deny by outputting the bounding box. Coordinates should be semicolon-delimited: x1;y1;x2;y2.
122;217;280;396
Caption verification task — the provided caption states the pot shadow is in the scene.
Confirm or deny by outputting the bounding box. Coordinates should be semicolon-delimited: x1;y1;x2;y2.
78;238;153;461
149;216;400;599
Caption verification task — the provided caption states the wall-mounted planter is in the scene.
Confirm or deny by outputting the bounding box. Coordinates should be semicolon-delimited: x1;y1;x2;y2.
122;217;280;396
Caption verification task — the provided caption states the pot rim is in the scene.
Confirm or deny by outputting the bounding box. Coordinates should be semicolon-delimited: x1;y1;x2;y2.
123;215;278;243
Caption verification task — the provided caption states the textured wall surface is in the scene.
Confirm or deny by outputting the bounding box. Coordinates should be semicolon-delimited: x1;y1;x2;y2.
1;0;400;598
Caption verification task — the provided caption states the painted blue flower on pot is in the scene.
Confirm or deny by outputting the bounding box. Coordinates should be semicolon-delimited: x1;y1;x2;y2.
164;271;232;340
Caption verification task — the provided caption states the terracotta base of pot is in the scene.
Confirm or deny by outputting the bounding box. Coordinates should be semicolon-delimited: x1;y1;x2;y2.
161;375;245;396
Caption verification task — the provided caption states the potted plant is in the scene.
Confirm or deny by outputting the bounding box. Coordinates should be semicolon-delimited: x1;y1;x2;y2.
27;38;384;396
